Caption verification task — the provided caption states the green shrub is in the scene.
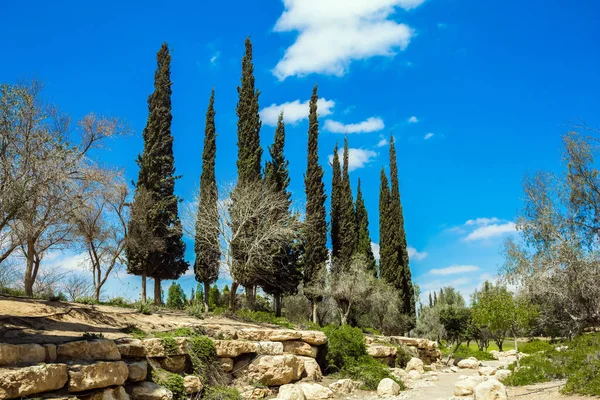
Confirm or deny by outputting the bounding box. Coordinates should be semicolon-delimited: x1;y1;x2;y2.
48;292;67;302
136;302;152;315
151;369;186;400
449;345;494;361
167;282;186;309
342;357;404;390
0;286;26;297
75;296;98;305
82;332;104;340
104;297;133;308
203;386;242;400
519;339;554;354
323;325;367;371
121;324;146;338
394;345;412;368
505;353;564;386
235;309;294;329
154;327;197;339
186;304;205;319
188;335;223;385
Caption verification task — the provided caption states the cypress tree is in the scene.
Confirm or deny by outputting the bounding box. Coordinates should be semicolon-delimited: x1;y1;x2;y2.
388;136;415;317
434;290;438;306
379;168;396;286
262;112;302;317
126;43;188;304
339;137;357;271
330;142;342;272
304;85;328;324
355;179;377;276
428;292;433;308
230;37;263;309
194;89;220;313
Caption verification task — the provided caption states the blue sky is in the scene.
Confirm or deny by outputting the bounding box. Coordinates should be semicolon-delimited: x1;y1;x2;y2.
3;0;599;304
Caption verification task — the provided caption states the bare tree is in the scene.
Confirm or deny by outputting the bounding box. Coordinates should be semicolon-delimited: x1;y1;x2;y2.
72;175;129;302
0;82;126;296
184;181;304;311
61;273;94;301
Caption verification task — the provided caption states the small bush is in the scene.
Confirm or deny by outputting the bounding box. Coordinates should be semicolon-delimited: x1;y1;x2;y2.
505;352;565;386
323;325;367;371
121;324;146;338
154;327;197;339
186;304;205;319
137;302;152;315
235;309;294;329
0;286;26;297
449;345;494;361
519;339;555;354
342;357;404;391
151;369;186;400
75;296;98;305
82;332;105;339
104;297;133;308
203;386;242;400
394;345;412;368
48;292;67;302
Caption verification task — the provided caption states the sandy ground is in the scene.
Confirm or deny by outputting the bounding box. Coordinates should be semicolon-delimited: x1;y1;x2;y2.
0;296;587;399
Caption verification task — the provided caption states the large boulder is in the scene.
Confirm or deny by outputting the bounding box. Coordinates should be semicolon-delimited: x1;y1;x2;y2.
68;361;129;392
298;331;327;346
283;341;318;358
454;377;480;397
79;386;130;400
156;356;187;373
406;357;424;374
457;358;479;369
296;382;333;400
0;363;68;399
478;366;497;376
495;369;511;382
257;341;285;355
58;340;120;361
0;343;51;366
142;338;188;358
183;376;204;394
298;356;322;381
116;339;146;358
127;361;148;382
214;340;259;358
473;379;508;400
377;378;401;397
237;328;302;342
328;379;362;394
277;384;306;400
239;387;273;400
127;382;173;400
241;355;304;386
367;345;397;358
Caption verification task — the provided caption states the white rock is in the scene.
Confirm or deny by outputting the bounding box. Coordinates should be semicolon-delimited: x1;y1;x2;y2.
183;376;203;394
457;359;479;369
298;356;322;381
494;369;511;382
0;363;68;399
278;384;306;400
328;379;362;394
296;382;333;400
377;378;401;397
241;355;304;386
473;378;507;400
478;366;497;376
406;357;425;374
489;350;501;360
450;366;459;373
127;381;173;400
454;378;480;397
407;370;422;380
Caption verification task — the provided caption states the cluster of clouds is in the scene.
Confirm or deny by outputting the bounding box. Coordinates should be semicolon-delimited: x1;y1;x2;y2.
448;217;517;242
371;242;428;262
272;0;426;80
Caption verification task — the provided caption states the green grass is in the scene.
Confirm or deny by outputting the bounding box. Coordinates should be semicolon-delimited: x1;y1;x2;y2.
234;309;295;329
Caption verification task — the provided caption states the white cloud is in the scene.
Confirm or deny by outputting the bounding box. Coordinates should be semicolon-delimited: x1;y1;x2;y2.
465;217;500;226
371;242;380;261
464;222;516;241
408;246;427;261
408;116;419;123
260;98;335;126
324;117;385;134
329;148;378;171
429;265;480;276
42;251;89;271
376;138;389;147
424;132;434;140
272;0;425;80
210;51;220;65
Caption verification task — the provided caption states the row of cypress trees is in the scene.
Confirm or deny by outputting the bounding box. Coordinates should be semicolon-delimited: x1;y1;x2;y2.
125;39;415;319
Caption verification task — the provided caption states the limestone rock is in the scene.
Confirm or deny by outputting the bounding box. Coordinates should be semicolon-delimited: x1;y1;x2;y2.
79;386;130;400
283;341;318;358
296;382;333;400
0;343;47;367
58;340;120;361
457;358;479;369
454;378;480;397
407;370;422;380
117;339;146;358
0;363;68;399
328;379;362;394
277;384;306;400
298;356;322;382
237;328;302;342
367;345;397;358
214;340;259;358
406;357;424;374
377;378;401;397
127;382;173;400
242;355;304;386
220;357;234;372
494;369;511;382
89;339;122;361
183;375;204;394
257;341;284;355
142;338;188;358
127;361;148;382
390;368;406;380
240;387;273;400
473;378;508;400
489;350;501;360
156;355;187;373
68;361;129;392
298;331;327;346
478;366;497;376
44;344;57;363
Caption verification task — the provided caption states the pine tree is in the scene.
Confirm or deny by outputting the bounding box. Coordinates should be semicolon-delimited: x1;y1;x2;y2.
355;179;377;276
304;85;328;324
125;43;188;305
339;137;357;271
230;37;263;310
262;112;302;317
330;142;342;272
194;89;220;313
388;136;415;316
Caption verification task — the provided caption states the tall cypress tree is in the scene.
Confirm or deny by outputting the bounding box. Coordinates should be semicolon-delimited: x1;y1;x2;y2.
304;85;328;324
355;179;377;276
338;137;357;271
379;168;396;286
388;136;415;317
262;112;302;317
194;89;220;313
230;37;263;309
330;142;342;273
126;43;188;305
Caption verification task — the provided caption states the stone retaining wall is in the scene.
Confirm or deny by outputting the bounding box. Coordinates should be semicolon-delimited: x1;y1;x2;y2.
365;335;442;366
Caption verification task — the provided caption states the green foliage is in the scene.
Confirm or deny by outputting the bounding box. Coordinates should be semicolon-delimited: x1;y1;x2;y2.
186;304;205;319
48;293;67;302
439;305;470;345
209;284;222;309
104;297;133;308
154;327;197;339
519;339;554;354
203;386;242;400
341;357;404;391
445;345;494;361
166;282;186;309
355;179;377;276
137;302;152;315
161;337;178;356
82;332;104;340
75;296;98;305
121;324;146;338
394;345;412;368
235;309;294;329
151;369;186;400
323;325;367;370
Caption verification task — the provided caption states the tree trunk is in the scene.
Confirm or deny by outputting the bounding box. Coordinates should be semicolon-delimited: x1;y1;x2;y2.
94;286;101;303
23;240;36;297
154;278;161;305
141;272;147;303
229;281;239;311
274;294;282;317
496;340;503;352
204;281;210;313
311;300;318;324
245;284;256;310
